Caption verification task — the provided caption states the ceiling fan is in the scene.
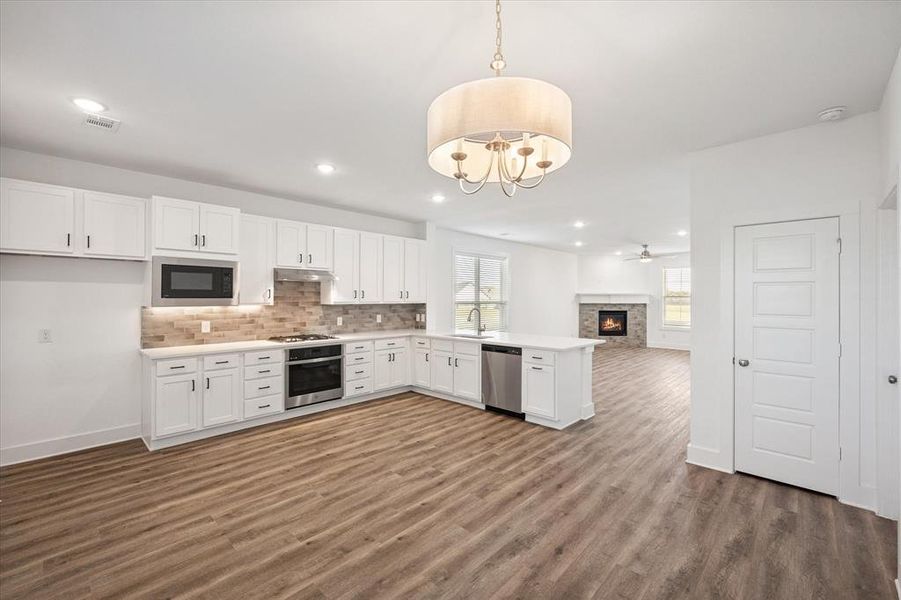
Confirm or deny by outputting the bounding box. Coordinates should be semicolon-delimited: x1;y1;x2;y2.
623;244;687;263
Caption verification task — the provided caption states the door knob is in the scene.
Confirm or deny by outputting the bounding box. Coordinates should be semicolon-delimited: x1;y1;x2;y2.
737;359;750;367
890;375;898;385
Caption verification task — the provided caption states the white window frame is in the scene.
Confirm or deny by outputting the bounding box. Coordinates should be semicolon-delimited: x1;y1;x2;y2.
453;250;510;334
662;266;691;329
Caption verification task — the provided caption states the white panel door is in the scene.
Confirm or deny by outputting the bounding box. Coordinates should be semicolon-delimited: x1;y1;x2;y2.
432;351;454;394
0;178;76;254
382;235;405;303
413;348;431;388
239;215;275;305
305;224;333;270
199;203;240;254
453;353;480;401
202;369;242;427
373;349;393;391
524;364;556;418
83;191;146;259
735;218;840;495
331;228;359;303
154;373;199;437
153;196;199;252
403;239;426;303
358;232;383;303
276;219;305;267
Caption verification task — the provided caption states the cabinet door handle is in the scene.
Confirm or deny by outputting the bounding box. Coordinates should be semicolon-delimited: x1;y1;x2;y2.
355;370;364;374
191;379;195;391
531;366;543;371
215;360;229;365
267;288;272;300
361;289;365;299
455;358;459;367
531;356;542;360
354;290;358;299
206;377;210;389
299;253;303;263
258;404;271;409
448;357;451;366
194;234;198;247
355;385;365;390
259;385;271;390
201;234;206;247
308;253;312;264
400;290;403;299
86;235;91;248
67;233;71;247
258;356;270;360
406;290;409;299
169;365;185;370
259;369;271;374
425;353;429;362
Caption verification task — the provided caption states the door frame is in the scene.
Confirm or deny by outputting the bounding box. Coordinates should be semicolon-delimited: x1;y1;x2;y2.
692;208;870;509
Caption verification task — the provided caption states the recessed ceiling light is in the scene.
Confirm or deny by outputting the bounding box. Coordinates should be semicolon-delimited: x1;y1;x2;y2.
316;163;336;174
573;220;585;228
614;251;622;256
817;106;846;122
677;230;688;237
72;98;107;113
431;194;446;203
574;241;584;247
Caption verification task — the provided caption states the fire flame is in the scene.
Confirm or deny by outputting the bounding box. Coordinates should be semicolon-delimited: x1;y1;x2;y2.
601;317;622;331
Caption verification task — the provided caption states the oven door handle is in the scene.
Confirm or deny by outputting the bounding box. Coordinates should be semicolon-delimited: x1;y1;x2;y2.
287;356;343;365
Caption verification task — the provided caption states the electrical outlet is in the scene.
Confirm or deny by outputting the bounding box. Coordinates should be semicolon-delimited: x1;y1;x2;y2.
201;320;211;333
337;316;343;326
376;314;382;324
415;314;421;322
38;328;52;343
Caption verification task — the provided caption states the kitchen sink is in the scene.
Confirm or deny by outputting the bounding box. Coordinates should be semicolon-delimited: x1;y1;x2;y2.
452;333;494;339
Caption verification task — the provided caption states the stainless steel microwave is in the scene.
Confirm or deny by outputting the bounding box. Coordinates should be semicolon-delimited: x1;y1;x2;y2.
152;257;238;307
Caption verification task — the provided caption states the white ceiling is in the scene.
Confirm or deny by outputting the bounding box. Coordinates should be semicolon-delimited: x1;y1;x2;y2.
1;1;899;255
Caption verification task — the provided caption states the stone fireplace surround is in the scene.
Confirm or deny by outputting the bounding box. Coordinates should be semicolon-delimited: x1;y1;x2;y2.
579;303;647;347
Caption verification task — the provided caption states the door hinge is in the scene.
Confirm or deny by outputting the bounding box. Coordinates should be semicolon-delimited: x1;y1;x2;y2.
836;237;842;255
732;356;735;365
839;447;842;461
838;342;842;358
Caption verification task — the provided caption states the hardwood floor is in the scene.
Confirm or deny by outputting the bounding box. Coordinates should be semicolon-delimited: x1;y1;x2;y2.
1;347;896;599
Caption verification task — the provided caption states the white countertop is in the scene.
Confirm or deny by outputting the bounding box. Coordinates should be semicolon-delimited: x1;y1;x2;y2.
140;329;605;359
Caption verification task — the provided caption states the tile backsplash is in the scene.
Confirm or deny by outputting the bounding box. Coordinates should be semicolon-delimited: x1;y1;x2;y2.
141;280;425;348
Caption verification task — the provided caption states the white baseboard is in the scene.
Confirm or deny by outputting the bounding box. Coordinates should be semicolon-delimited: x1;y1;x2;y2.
0;423;141;466
685;443;734;473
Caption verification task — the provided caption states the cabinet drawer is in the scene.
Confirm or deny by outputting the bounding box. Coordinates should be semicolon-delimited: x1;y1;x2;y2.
374;337;406;350
346;352;372;366
412;337;430;349
345;363;372;381
244;376;284;399
453;341;480;356
524;348;556;366
243;394;283;419
345;341;373;354
156;357;198;376
203;354;241;371
345;378;373;398
244;350;283;365
244;364;281;380
431;339;453;352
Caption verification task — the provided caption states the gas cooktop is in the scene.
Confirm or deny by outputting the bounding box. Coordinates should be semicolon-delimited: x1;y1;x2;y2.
268;334;337;343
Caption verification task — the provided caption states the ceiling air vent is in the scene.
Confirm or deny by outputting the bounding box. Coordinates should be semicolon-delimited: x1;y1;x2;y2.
83;113;121;132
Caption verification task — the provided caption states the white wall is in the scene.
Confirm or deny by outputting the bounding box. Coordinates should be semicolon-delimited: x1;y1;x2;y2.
0;254;145;464
0;147;423;238
577;254;691;350
880;48;900;202
688;112;882;510
426;224;578;337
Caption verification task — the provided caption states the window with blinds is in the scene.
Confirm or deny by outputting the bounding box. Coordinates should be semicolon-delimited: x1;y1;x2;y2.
662;267;691;328
454;253;509;333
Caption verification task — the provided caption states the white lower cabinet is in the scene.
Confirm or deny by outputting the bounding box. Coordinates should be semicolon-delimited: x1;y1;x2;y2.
453;353;480;401
413;348;431;388
244;394;283;419
431;350;454;394
202;369;242;427
524;364;556;419
373;347;408;391
154;373;199;437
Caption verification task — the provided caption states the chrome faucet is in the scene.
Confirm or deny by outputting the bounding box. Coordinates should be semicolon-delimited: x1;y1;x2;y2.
466;308;487;333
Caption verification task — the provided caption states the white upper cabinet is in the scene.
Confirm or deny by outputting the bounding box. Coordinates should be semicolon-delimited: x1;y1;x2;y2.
199;203;240;254
0;178;76;255
383;235;405;303
83;191;146;259
306;224;334;270
403;239;427;303
276;220;333;270
152;196;239;256
324;229;383;304
239;214;275;305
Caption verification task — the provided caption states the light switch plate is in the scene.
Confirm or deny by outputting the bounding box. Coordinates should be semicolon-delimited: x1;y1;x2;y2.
376;314;382;323
337;316;343;326
201;321;211;333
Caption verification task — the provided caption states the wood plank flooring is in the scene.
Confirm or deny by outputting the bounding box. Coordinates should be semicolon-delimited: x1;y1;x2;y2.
1;347;896;599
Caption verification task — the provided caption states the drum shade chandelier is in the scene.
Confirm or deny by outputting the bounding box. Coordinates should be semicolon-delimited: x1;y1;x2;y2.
426;0;573;197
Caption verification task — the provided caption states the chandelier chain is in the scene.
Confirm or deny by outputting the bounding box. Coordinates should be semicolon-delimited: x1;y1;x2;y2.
492;0;505;75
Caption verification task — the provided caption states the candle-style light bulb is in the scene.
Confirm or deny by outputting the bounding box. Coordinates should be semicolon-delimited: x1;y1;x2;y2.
522;132;531;148
541;138;548;162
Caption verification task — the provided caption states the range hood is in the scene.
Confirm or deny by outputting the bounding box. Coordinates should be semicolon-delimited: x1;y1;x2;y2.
274;268;334;282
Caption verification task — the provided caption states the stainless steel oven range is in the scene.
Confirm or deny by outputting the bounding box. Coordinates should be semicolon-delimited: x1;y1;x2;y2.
284;344;343;409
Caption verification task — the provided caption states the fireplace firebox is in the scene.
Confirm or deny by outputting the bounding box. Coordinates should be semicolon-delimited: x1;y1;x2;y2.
598;310;628;336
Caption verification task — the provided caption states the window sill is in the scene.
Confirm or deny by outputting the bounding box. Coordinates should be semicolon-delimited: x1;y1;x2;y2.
661;325;691;332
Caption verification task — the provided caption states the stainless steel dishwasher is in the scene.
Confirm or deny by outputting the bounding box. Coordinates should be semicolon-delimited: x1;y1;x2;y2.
481;344;523;417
